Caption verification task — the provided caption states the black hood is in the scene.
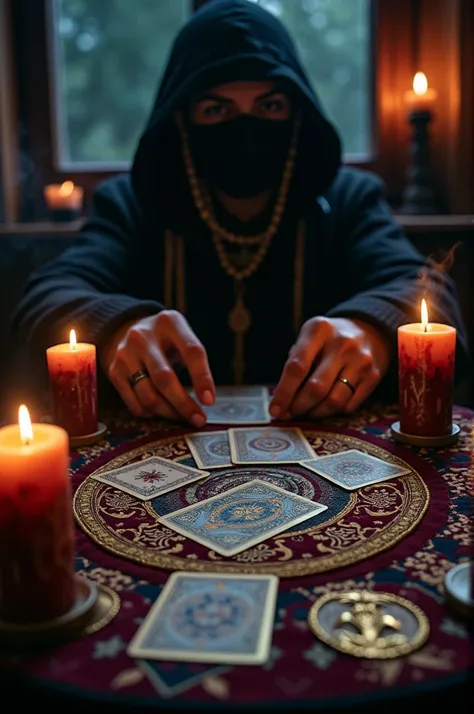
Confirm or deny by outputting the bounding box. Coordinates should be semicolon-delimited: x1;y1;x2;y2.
131;0;341;230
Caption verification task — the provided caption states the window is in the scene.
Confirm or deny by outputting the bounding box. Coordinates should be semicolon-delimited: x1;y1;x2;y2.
51;0;190;168
246;0;372;159
50;0;371;169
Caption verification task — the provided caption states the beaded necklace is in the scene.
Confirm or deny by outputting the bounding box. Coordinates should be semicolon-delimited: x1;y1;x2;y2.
179;116;300;384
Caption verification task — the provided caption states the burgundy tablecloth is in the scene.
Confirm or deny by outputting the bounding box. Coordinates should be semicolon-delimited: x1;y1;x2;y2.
1;404;472;710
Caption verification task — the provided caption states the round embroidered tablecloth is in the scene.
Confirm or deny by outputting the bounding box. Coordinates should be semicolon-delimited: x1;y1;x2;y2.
1;404;472;711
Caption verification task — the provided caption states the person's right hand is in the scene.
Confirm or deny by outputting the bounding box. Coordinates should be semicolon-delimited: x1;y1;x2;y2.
100;310;215;426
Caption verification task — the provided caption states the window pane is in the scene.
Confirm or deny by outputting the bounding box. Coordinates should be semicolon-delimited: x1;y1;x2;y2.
247;0;372;157
52;0;189;166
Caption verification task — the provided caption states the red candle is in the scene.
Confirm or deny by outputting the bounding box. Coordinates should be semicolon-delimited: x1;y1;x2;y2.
46;329;98;437
398;300;456;436
0;406;75;622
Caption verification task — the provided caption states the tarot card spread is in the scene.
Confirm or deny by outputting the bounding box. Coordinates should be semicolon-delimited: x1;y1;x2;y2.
89;456;209;500
159;479;327;556
127;572;279;665
229;427;316;464
301;449;412;491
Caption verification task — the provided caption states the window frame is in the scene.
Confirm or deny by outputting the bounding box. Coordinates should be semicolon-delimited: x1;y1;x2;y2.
3;0;473;221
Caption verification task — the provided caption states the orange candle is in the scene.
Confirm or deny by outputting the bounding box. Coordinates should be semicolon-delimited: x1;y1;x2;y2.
46;329;98;437
403;72;437;113
398;300;456;437
0;406;75;623
44;181;83;212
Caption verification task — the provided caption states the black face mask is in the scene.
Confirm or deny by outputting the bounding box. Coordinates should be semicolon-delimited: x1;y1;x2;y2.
187;115;293;198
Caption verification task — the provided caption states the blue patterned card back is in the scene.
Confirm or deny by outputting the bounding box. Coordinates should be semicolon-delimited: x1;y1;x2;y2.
229;427;316;464
301;449;411;490
159;479;327;556
128;573;278;664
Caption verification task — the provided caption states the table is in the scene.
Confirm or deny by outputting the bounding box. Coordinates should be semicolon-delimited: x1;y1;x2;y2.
1;404;472;712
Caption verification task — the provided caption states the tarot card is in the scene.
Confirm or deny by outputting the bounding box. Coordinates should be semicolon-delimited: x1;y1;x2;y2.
188;385;269;401
214;385;269;400
203;397;270;425
127;572;279;665
229;427;316;464
89;456;209;500
159;479;327;556
185;431;232;470
301;449;412;491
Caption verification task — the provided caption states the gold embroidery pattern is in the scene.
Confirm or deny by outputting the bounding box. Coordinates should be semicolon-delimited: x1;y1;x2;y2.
74;431;429;578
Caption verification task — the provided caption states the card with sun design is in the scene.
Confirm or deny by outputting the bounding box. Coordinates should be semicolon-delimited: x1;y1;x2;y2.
159;479;327;556
88;456;209;500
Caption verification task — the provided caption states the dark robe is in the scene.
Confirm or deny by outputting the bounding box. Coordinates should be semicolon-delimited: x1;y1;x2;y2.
11;0;470;405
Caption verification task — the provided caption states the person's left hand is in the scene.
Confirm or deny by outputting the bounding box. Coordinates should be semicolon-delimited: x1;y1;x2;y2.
269;317;391;420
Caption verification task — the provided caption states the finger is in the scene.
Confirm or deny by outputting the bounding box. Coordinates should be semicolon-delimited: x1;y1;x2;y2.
309;368;359;419
166;316;215;406
143;346;207;427
270;321;328;418
309;353;377;419
109;374;150;418
125;377;180;420
112;357;181;420
289;349;345;417
108;361;151;418
343;368;381;414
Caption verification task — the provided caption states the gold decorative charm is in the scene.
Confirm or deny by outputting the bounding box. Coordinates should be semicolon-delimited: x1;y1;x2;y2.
228;287;252;334
308;590;429;659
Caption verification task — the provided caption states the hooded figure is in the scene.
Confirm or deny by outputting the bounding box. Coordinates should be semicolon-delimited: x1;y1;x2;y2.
13;0;469;424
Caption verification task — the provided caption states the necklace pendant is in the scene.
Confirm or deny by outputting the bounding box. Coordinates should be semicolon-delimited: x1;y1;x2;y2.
229;295;251;334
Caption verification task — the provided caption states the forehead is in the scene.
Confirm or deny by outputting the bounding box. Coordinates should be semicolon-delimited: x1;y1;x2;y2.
195;80;282;100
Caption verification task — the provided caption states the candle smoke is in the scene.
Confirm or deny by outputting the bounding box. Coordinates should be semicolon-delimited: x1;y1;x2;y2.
417;242;462;321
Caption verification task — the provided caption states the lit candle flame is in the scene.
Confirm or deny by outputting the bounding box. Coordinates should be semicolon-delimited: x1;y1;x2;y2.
59;180;74;197
19;404;33;445
421;299;429;331
413;72;428;96
69;328;77;350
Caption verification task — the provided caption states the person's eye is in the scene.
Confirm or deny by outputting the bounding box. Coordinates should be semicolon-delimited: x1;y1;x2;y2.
263;100;285;112
256;95;291;119
203;103;226;117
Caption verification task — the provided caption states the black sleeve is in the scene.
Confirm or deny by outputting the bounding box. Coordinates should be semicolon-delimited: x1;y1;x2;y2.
12;175;162;357
326;170;471;383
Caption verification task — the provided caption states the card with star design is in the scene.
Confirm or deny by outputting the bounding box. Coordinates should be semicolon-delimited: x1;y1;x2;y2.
88;456;209;500
127;571;279;664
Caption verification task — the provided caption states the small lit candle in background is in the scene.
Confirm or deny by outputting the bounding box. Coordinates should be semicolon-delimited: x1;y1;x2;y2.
398;299;456;437
0;406;75;623
403;71;437;113
400;71;440;215
46;329;98;438
44;180;84;221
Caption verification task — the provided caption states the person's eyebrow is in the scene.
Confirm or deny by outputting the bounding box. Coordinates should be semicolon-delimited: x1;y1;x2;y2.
194;93;234;104
255;88;288;100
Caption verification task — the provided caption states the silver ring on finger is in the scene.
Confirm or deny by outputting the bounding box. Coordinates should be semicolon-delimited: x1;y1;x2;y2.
336;376;356;395
128;368;150;389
